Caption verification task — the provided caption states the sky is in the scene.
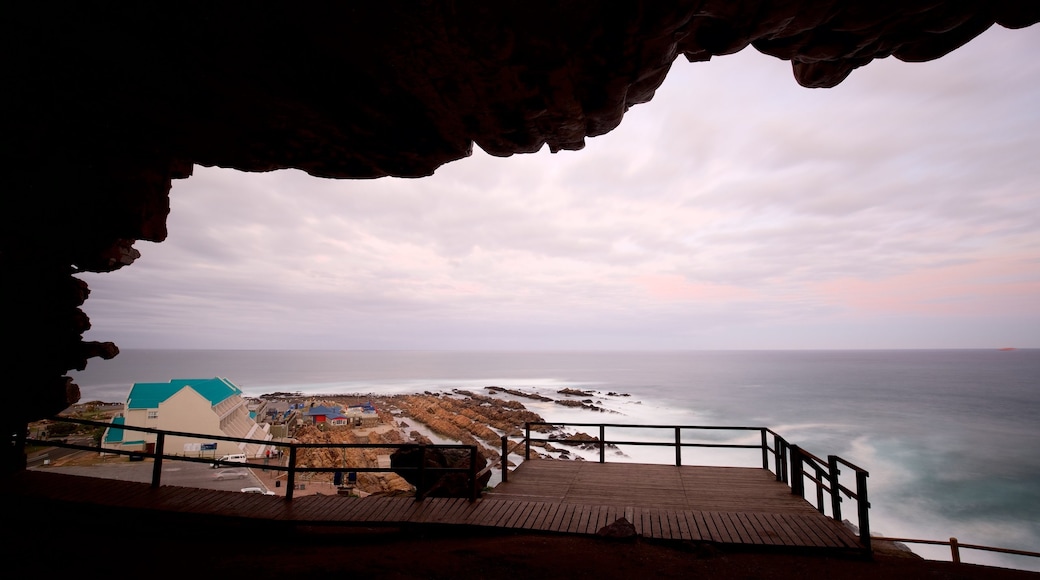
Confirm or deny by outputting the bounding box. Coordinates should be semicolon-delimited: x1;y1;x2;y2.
79;25;1040;350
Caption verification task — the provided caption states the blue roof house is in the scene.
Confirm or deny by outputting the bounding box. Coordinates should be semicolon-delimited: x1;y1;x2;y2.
103;378;272;458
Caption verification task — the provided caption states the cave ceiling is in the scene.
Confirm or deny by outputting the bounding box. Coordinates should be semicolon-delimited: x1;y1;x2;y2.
2;2;1038;429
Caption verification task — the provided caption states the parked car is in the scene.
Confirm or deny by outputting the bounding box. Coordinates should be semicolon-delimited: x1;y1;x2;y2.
214;468;249;481
211;453;247;468
240;487;275;495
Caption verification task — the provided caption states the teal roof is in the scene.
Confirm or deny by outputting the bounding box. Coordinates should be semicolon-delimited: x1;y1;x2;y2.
105;416;125;443
126;377;242;410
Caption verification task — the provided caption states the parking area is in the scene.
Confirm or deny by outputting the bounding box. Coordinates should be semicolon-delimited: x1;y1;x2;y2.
29;457;269;493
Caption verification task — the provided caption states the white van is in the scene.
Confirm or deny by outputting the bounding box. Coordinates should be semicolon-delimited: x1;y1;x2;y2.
211;453;247;468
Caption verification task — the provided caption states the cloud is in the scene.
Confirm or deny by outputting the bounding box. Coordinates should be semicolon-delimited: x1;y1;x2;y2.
77;25;1040;350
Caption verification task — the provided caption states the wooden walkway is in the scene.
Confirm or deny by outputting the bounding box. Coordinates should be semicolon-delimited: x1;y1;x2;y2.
4;461;862;553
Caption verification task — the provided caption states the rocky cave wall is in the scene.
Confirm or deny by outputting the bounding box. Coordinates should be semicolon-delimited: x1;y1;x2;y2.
3;2;1038;464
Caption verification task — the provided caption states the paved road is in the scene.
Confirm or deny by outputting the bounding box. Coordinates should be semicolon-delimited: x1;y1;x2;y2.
29;459;269;492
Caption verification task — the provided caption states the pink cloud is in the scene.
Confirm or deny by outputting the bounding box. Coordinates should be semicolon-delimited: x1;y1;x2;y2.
813;255;1040;317
636;274;758;303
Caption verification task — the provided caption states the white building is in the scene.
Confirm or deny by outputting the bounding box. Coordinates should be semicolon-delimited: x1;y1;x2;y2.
103;377;273;458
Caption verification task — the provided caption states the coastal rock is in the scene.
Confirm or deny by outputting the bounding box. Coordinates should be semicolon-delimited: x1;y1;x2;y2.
390;445;492;498
485;387;553;402
597;517;638;541
292;423;413;495
553;399;617;413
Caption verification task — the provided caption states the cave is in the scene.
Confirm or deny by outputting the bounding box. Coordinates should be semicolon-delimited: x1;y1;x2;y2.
4;2;1038;470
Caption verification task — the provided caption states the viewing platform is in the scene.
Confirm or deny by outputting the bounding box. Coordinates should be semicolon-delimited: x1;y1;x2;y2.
4;460;860;553
7;417;874;558
11;414;1040;571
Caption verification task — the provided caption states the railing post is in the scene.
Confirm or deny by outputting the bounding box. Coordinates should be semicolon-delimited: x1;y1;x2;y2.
814;464;825;513
773;434;782;481
790;445;804;498
856;470;871;552
150;432;165;488
285;445;297;501
14;422;27;470
416;445;426;500
674;427;682;466
598;425;605;463
524;423;531;460
760;429;768;470
828;455;842;522
469;446;478;501
500;435;509;483
950;537;960;563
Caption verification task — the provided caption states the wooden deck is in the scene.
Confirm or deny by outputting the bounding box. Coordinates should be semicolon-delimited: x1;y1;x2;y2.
3;461;862;553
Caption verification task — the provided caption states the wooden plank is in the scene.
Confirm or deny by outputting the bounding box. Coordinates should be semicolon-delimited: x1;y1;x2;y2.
457;498;497;525
688;511;712;541
760;512;806;547
375;498;410;522
480;499;515;527
728;512;756;545
653;509;671;540
806;516;859;549
519;502;550;530
361;497;394;522
712;512;741;544
734;512;768;545
674;509;692;541
603;505;619;531
669;510;685;541
497;501;528;528
595;505;613;534
642;508;654;538
687;511;711;541
784;514;837;548
744;512;779;545
424;498;456;524
568;504;591;534
506;501;536;528
530;501;560;531
334;495;374;521
432;498;468;524
707;511;734;543
561;505;586;536
586;505;603;534
565;505;590;536
543;502;567;533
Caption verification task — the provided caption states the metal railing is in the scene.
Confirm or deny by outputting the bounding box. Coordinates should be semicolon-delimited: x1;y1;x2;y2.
507;422;872;552
871;536;1040;565
18;416;484;501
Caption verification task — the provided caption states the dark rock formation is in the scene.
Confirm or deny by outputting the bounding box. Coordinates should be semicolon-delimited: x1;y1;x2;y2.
597;517;639;541
390;445;493;498
3;2;1038;470
486;387;553;402
557;388;597;397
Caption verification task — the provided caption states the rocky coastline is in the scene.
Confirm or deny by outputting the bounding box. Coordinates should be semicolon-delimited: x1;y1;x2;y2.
280;387;632;496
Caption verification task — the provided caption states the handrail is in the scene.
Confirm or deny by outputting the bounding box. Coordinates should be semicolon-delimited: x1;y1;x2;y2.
524;421;768;466
873;536;1040;564
518;421;872;554
19;416;483;501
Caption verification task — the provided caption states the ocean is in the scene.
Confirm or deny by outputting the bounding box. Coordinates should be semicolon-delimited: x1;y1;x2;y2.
71;349;1039;570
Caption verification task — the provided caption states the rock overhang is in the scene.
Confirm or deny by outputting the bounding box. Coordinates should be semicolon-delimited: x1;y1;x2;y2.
2;1;1038;430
